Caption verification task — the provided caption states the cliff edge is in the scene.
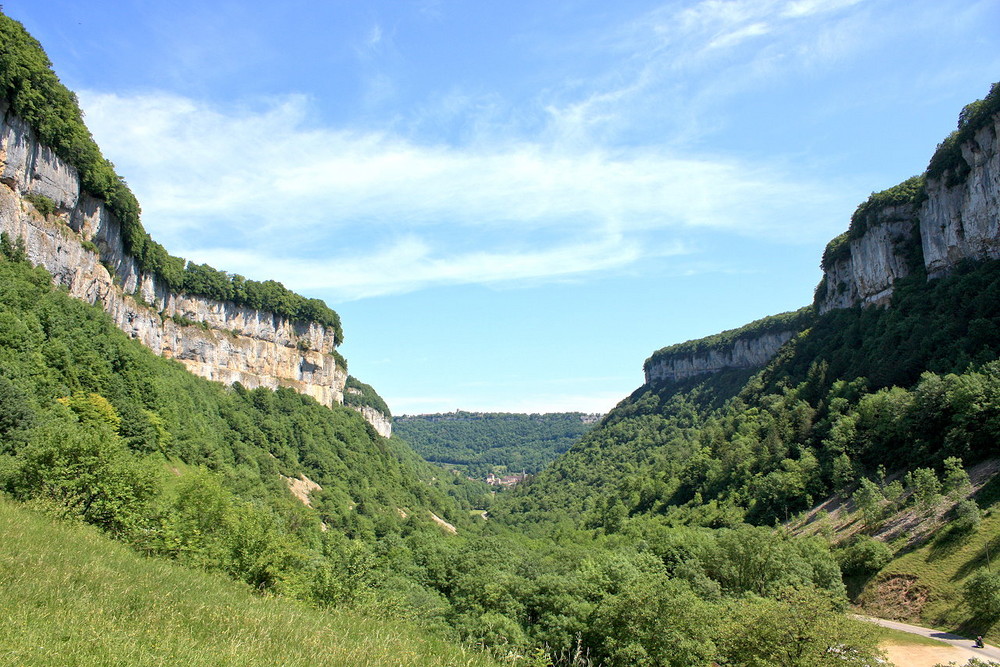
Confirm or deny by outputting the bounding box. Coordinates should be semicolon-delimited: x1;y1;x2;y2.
643;308;814;385
646;84;999;386
0;99;349;409
816;85;1000;313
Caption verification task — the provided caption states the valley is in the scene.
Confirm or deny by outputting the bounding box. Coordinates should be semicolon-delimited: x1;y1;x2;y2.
2;5;1000;667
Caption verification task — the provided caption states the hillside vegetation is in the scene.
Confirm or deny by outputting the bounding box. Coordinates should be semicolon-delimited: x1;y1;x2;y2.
393;411;598;479
496;257;1000;532
0;244;488;603
0;497;497;667
4;6;1000;664
0;242;884;665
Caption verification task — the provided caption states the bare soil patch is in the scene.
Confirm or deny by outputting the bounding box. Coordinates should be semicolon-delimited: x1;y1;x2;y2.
860;574;930;620
882;641;982;667
281;474;322;507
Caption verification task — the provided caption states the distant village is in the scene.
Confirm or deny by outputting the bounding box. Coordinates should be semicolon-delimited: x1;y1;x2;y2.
484;471;528;488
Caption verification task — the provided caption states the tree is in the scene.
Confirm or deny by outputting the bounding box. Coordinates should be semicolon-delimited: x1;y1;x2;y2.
852;478;885;531
964;570;1000;619
836;536;892;576
719;586;884;667
906;468;942;513
942;457;972;499
587;576;719;667
6;414;157;536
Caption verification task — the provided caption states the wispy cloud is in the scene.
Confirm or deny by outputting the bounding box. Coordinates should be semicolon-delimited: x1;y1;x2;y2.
78;89;846;301
72;0;895;304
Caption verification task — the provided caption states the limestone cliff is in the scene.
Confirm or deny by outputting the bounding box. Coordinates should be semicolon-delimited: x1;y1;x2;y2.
643;309;813;385
921;113;1000;277
352;404;393;439
815;205;919;314
644;330;797;384
343;376;392;438
0;100;348;410
816;101;1000;313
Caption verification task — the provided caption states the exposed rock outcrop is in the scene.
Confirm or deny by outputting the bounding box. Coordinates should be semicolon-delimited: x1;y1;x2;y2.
816;209;918;314
343;376;392;437
0;100;347;409
816;110;1000;313
353;404;393;438
644;329;797;384
921;116;1000;277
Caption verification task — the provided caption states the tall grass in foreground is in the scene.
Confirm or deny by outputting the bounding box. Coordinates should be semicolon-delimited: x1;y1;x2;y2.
0;498;498;666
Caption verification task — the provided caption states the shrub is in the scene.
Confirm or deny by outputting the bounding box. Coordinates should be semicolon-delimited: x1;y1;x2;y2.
951;499;982;534
24;192;55;216
836;535;892;576
5;414;158;537
964;570;1000;618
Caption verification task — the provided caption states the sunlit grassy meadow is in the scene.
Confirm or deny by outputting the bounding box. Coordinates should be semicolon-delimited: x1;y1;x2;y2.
0;497;497;666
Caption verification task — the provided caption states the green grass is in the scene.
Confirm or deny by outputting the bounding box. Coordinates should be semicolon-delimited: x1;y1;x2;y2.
874;507;1000;640
0;497;498;666
875;626;952;648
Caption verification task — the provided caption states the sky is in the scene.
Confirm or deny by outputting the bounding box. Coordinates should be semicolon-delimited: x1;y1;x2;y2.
4;1;999;415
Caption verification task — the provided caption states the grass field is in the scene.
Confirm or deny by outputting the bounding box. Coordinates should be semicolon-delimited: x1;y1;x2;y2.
0;497;498;666
791;460;1000;647
872;502;1000;641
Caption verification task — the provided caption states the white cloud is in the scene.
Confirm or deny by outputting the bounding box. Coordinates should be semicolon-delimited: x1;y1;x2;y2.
781;0;864;19
182;233;684;301
78;90;846;301
708;21;771;50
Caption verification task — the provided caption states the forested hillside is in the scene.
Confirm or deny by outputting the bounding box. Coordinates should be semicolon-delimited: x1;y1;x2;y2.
0;243;487;564
495;81;1000;537
0;248;885;665
394;411;599;479
5;7;1000;665
494;257;1000;531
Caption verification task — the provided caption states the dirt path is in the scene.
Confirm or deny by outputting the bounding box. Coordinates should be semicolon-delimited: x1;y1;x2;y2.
861;615;1000;665
882;642;988;667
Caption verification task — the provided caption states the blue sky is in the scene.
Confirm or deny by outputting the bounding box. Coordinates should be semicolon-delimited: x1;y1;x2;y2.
5;1;999;414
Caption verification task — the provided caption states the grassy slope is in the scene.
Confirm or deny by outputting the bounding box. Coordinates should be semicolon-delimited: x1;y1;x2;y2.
0;497;496;667
791;461;1000;644
873;473;1000;641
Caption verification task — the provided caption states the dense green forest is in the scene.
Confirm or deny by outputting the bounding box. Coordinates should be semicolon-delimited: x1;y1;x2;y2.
0;246;883;665
0;14;343;342
393;411;599;479
495;257;1000;532
0;240;492;591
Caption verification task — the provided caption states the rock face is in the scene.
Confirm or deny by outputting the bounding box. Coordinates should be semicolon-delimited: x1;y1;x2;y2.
816;112;1000;313
353;405;393;438
921;116;1000;277
644;330;797;385
0;101;347;410
816;210;918;314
